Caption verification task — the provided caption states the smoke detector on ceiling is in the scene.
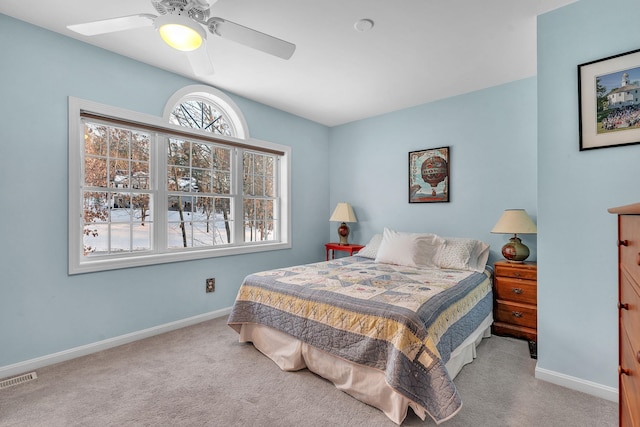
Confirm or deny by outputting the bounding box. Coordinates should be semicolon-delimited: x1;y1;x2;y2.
354;19;374;32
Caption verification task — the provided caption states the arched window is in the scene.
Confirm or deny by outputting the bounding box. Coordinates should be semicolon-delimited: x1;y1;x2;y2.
68;86;290;274
163;85;248;138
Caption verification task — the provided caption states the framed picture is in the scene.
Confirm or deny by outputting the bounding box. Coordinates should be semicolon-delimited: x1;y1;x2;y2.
578;48;640;150
409;146;449;203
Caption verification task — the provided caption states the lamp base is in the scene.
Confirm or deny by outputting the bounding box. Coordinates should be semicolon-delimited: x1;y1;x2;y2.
337;222;350;245
501;235;530;263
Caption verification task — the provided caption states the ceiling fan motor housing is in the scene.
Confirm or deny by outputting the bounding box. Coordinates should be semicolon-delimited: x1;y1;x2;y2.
152;0;211;23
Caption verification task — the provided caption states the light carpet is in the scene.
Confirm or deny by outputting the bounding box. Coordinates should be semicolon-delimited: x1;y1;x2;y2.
0;316;617;426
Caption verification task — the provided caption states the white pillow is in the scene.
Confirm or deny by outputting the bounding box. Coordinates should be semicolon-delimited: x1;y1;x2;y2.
414;234;445;267
375;228;443;267
469;241;490;272
357;234;383;258
435;237;489;272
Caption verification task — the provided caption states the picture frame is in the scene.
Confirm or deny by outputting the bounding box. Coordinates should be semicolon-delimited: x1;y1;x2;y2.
578;48;640;150
409;146;449;203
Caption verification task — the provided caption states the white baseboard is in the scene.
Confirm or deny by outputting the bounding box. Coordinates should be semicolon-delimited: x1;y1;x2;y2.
535;365;618;403
0;307;232;380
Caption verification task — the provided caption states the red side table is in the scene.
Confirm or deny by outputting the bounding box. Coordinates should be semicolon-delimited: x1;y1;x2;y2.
325;243;365;261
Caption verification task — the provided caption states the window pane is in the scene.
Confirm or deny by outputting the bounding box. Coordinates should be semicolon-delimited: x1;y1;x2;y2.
243;172;253;195
132;194;152;226
85;157;108;187
109;127;130;159
191;142;212;169
111;160;130;188
131;168;149;190
213;171;231;194
84;124;107;156
111;193;131;212
215;198;232;244
214;147;231;170
110;223;131;252
131;132;150;162
83;191;109;223
168;139;189;166
255;175;265;197
83;223;109;256
193;168;211;193
132;223;152;251
168;167;191;191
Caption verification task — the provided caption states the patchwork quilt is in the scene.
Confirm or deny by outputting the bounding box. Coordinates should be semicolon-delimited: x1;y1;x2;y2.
228;256;492;423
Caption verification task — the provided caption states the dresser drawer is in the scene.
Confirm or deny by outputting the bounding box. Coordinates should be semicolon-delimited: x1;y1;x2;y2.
495;300;537;329
492;322;536;341
621;271;640;354
621;325;640;425
494;264;537;281
620;380;639;427
620;215;640;287
494;277;537;305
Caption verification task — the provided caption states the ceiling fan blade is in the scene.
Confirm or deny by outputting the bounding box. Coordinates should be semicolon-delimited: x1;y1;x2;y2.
188;47;215;76
209;18;295;60
67;14;156;36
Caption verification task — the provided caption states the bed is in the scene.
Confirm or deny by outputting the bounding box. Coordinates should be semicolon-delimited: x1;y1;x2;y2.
228;228;493;425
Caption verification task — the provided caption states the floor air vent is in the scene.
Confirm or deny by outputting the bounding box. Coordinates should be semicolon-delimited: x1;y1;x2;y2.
0;372;38;390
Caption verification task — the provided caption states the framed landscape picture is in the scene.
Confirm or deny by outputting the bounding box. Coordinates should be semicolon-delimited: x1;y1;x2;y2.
409;147;449;203
578;48;640;150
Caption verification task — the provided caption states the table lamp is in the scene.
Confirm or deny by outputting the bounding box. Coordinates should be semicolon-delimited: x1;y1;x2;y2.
330;202;357;245
491;209;537;262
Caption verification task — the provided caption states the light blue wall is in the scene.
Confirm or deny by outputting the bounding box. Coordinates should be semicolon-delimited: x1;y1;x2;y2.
537;0;640;389
329;78;538;264
0;15;329;367
3;0;637;397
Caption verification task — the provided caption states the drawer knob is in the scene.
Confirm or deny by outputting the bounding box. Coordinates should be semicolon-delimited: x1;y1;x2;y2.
619;239;629;247
637;351;640;364
511;311;523;318
513;272;521;278
619;366;630;376
619;302;629;310
511;288;523;294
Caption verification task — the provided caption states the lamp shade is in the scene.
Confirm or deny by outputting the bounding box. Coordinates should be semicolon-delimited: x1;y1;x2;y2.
330;203;357;245
491;209;536;263
330;203;357;223
491;209;537;235
155;14;205;52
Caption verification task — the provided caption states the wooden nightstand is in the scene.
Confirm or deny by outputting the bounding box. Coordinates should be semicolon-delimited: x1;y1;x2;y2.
325;243;364;261
492;260;537;358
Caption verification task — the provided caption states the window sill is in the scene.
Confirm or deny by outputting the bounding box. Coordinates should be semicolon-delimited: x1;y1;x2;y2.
69;241;292;275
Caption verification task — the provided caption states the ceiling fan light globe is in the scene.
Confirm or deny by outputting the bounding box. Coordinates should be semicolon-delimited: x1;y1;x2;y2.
155;14;205;52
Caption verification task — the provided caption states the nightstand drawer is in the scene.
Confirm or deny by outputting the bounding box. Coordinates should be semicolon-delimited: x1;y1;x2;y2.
494;277;537;305
494;264;537;281
495;300;537;329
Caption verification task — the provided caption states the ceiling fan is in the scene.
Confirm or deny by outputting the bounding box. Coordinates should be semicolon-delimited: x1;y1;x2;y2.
67;0;296;76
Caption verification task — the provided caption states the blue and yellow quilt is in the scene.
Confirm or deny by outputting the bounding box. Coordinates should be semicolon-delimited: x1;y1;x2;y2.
228;256;492;423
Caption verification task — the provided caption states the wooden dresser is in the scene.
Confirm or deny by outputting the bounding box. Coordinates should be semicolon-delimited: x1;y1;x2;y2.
492;260;537;357
609;203;640;427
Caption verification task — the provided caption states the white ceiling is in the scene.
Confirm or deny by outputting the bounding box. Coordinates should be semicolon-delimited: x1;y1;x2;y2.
0;0;577;127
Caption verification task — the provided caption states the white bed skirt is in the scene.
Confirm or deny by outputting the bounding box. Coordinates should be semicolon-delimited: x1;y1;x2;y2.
236;313;493;425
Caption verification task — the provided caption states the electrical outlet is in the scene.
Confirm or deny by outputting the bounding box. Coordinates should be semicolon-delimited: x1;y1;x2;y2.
206;278;215;293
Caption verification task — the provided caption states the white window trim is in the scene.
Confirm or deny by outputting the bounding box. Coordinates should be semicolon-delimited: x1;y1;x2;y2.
68;96;291;275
